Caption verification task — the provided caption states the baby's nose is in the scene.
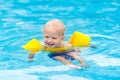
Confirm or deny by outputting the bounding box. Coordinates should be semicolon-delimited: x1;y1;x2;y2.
47;38;52;43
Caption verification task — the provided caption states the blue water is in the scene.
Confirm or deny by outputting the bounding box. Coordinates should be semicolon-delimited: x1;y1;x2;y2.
0;0;120;80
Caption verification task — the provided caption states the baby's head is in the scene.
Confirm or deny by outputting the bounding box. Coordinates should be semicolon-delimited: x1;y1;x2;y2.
44;19;65;48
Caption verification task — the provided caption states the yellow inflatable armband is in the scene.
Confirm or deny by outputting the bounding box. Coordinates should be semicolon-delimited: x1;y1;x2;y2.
68;31;91;47
22;38;43;53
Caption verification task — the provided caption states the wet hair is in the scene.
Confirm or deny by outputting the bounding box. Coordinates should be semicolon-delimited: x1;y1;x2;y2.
44;19;65;37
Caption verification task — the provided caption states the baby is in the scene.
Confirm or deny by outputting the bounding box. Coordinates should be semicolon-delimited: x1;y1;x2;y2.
28;19;87;69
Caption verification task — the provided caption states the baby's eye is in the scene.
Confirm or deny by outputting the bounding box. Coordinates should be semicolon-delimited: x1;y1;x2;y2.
45;36;49;38
52;37;57;39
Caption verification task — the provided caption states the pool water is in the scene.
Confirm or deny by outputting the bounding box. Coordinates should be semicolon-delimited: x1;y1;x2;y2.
0;0;120;80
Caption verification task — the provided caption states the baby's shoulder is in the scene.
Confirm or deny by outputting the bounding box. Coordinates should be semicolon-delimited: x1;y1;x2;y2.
63;42;72;47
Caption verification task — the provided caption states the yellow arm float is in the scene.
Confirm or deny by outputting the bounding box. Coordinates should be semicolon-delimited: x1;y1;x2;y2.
22;39;44;53
68;31;91;47
22;31;91;53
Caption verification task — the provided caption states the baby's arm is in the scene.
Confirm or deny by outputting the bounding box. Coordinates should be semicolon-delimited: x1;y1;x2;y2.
54;56;82;69
69;51;87;67
28;52;35;62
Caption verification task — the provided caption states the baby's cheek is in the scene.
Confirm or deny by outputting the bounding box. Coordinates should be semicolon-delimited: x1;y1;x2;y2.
55;40;61;45
44;38;47;42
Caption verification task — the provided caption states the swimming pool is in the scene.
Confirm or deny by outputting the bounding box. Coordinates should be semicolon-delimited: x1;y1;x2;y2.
0;0;120;80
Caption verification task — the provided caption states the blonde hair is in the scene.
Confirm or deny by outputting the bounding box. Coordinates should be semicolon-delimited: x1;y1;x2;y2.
44;19;65;37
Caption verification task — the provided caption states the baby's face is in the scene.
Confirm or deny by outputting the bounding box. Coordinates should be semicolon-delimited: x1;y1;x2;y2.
44;28;63;48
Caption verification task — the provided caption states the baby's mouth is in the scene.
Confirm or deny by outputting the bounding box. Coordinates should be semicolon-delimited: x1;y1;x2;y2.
46;43;54;47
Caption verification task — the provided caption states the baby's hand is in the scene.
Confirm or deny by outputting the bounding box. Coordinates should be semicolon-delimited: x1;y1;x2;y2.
28;58;33;62
28;54;34;62
81;62;88;67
